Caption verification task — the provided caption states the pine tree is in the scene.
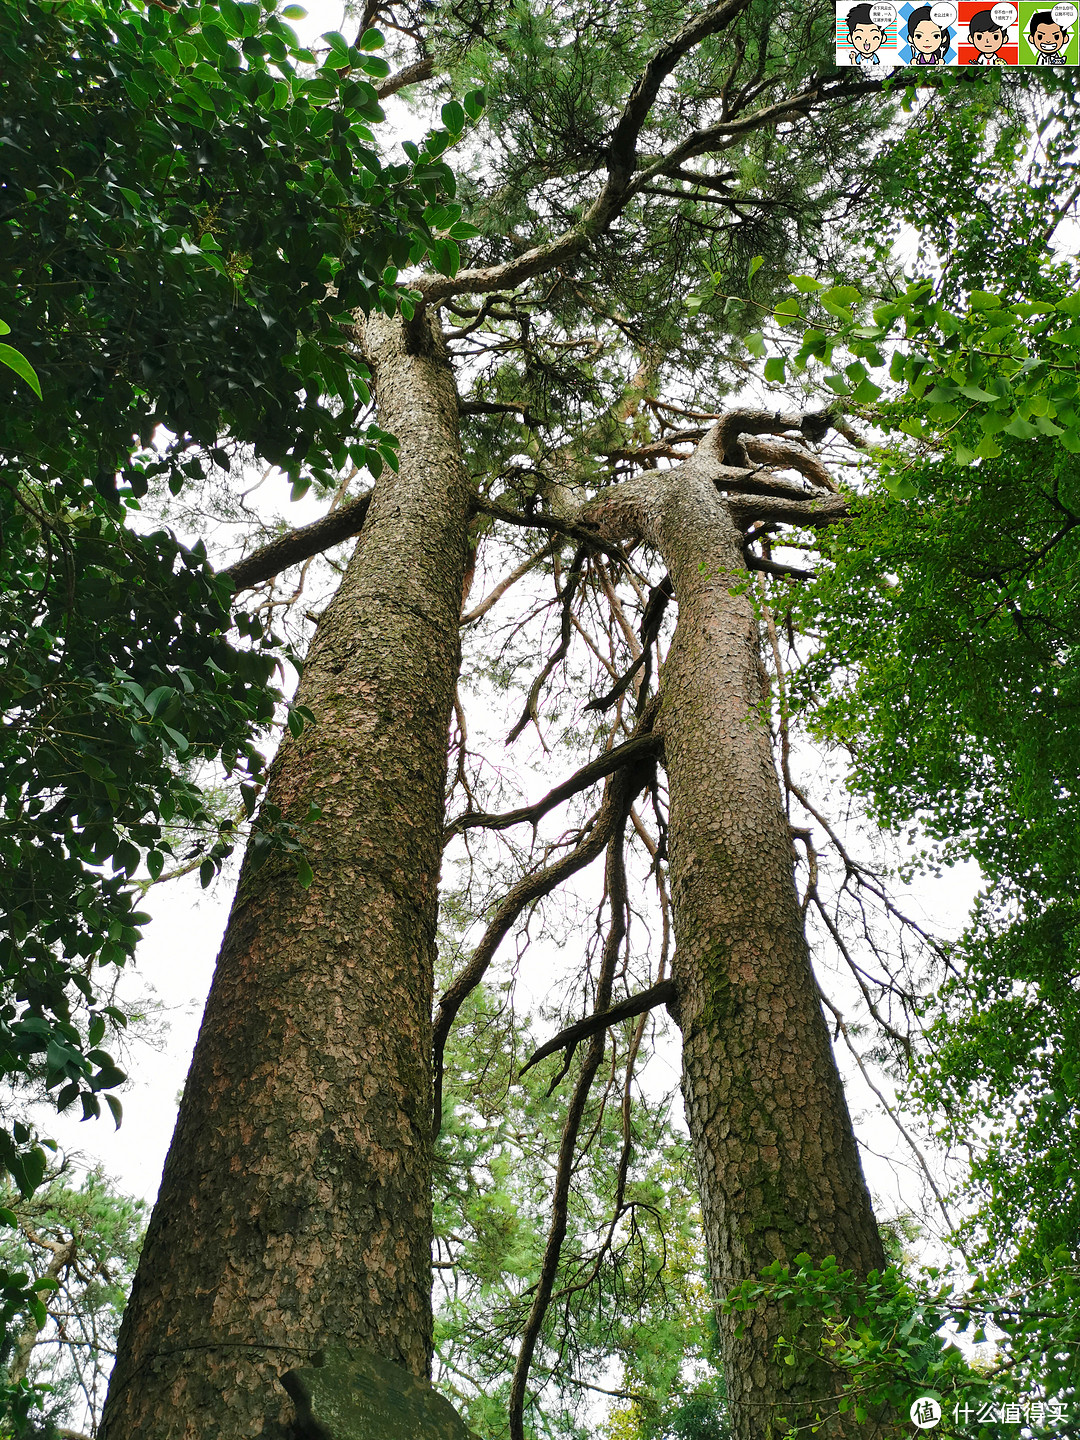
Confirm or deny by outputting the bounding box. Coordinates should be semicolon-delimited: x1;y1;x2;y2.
7;2;1057;1437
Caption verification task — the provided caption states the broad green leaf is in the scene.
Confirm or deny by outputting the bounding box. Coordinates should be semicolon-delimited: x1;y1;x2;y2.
441;100;465;134
851;378;883;405
763;356;786;383
774;297;801;327
0;343;41;397
1003;415;1039;440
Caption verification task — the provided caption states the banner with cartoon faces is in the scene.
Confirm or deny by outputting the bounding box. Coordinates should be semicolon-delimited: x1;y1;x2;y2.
836;0;1077;59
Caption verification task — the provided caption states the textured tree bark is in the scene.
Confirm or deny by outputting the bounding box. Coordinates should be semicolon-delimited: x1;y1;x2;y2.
100;314;472;1440
587;429;886;1440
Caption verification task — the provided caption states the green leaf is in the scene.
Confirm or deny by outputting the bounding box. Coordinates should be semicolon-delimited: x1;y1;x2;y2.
773;297;801;327
790;274;822;293
882;472;918;499
744;331;766;358
969;289;1002;311
199;859;215;889
358;26;384;49
143;685;174;715
0;343;42;398
851;378;883;405
296;855;314;889
463;88;485;120
748;255;765;279
321;30;350;66
441;100;465;134
218;0;243;34
763;356;786;383
163;725;189;752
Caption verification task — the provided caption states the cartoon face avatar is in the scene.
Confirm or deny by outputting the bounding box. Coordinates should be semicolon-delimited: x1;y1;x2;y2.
968;10;1006;60
845;3;886;63
1031;17;1066;53
851;20;885;52
905;5;949;62
911;18;944;54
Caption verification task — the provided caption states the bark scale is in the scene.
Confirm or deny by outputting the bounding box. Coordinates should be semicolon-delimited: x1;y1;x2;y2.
588;429;886;1440
100;314;472;1440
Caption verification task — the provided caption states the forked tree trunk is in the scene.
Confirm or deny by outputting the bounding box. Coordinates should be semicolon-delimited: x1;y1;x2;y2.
588;429;886;1440
100;314;471;1440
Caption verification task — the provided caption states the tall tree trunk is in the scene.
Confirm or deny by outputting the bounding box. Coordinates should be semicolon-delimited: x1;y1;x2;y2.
588;429;886;1440
100;314;472;1440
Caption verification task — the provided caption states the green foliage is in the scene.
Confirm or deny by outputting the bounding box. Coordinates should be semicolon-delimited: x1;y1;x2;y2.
0;326;40;401
435;0;897;500
724;1255;1079;1439
0;0;474;1391
0;1168;146;1435
765;92;1080;1425
910;898;1080;1301
433;975;723;1439
790;434;1080;901
0;0;459;498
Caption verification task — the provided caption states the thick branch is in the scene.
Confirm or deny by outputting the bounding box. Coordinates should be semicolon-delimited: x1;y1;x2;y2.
632;74;887;186
519;978;677;1076
712;407;827;466
472;498;630;567
727;492;851;529
374;57;434;99
444;731;662;841
744;434;837;492
744;552;814;582
221;491;371;592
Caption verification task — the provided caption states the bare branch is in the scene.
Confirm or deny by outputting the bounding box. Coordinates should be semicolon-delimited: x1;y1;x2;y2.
444;731;662;842
519;978;677;1076
432;710;659;1136
744;552;814;582
507;812;630;1440
472;498;631;567
461;539;559;626
221;491;371;593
